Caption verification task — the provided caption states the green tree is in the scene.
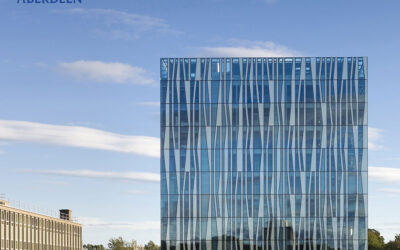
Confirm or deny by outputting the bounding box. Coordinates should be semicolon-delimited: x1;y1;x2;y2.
385;234;400;250
83;244;105;250
108;237;131;250
369;229;385;250
144;240;160;250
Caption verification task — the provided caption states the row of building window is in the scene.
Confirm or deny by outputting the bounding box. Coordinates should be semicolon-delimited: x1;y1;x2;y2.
0;209;81;249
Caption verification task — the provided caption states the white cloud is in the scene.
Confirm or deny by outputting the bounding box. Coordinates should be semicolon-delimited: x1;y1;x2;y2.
0;141;7;155
79;217;159;230
58;8;179;39
369;166;400;182
197;40;302;57
126;189;149;195
58;60;156;85
136;102;160;107
379;188;400;194
373;222;400;231
34;62;48;68
24;169;160;182
369;127;384;150
0;120;159;158
66;8;168;29
370;222;400;242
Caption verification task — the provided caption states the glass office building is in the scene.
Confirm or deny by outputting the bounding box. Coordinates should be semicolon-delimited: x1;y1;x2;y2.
160;57;367;250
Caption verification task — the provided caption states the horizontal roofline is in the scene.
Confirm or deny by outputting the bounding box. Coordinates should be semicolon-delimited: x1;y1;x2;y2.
0;204;81;226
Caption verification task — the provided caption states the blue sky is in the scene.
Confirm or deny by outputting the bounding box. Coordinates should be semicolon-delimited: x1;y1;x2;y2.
1;0;400;245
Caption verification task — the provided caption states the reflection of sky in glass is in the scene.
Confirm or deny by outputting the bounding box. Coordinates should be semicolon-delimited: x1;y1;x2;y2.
161;57;368;249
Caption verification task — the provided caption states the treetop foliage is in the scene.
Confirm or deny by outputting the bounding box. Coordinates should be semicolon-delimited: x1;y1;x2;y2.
84;237;160;250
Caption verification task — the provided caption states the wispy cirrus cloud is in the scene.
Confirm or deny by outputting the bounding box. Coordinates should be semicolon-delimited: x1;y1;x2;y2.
0;120;159;158
369;166;400;182
196;40;302;57
57;8;179;39
58;60;156;85
24;169;160;182
136;101;160;107
126;189;150;195
378;188;400;194
374;222;400;231
369;127;384;150
79;217;159;230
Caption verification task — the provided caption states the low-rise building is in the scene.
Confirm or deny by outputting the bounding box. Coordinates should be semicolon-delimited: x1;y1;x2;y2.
0;199;82;250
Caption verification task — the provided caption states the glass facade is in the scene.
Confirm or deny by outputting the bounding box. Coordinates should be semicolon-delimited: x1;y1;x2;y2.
160;57;368;250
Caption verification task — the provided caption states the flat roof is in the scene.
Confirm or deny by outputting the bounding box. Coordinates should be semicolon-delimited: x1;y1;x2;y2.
0;204;81;226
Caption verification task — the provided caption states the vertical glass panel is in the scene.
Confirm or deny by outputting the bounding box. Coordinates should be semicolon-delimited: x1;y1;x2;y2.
190;58;196;79
257;58;262;80
359;217;367;239
306;103;314;125
285;80;291;102
348;195;356;217
161;195;168;218
201;172;210;194
211;59;220;80
169;195;178;217
226;58;231;80
201;196;209;217
232;58;240;80
284;58;293;80
161;58;168;80
348;172;357;194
